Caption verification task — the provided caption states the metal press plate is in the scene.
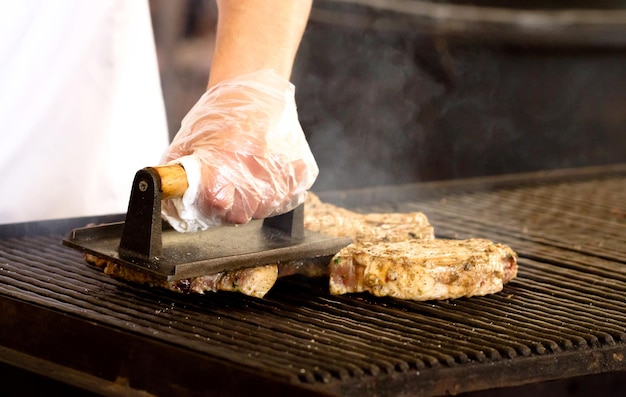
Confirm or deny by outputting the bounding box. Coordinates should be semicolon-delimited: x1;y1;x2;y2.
63;221;352;281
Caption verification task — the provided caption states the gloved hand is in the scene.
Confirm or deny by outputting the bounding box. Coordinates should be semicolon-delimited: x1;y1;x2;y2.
160;69;319;232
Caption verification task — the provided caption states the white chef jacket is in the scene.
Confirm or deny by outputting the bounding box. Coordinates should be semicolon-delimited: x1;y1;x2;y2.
0;0;169;224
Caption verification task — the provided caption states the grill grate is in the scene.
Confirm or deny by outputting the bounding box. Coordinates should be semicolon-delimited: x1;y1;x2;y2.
1;166;626;396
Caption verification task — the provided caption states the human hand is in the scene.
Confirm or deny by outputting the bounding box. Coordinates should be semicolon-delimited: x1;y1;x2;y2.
160;69;318;232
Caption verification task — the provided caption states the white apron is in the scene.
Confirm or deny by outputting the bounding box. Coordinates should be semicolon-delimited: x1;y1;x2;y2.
0;0;169;224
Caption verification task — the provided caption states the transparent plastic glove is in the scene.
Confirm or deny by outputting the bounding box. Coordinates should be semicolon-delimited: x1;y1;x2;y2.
160;69;319;232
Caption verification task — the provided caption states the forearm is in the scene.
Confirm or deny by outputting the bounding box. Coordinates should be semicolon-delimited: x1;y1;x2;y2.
208;0;312;87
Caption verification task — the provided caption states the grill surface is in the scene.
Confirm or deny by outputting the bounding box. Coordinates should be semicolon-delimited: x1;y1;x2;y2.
1;165;625;396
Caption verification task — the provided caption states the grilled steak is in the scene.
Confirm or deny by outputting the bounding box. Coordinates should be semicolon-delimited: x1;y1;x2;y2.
83;193;517;301
278;193;435;278
85;253;277;298
303;192;435;243
329;238;518;300
302;193;518;300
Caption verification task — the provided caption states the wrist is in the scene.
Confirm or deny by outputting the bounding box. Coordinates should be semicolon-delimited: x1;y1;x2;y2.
208;0;312;87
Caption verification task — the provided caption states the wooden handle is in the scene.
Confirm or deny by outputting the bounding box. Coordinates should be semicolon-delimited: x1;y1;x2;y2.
151;164;189;200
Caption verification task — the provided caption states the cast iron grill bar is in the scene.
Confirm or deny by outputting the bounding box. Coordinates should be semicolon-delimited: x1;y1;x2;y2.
399;178;626;263
472;286;626;341
500;289;626;344
282;291;498;363
179;281;444;374
0;271;322;384
1;240;359;382
401;199;626;274
2;230;620;378
140;282;417;380
287;282;531;359
446;296;601;348
409;203;626;264
233;298;428;373
0;246;361;383
268;296;468;367
1;168;626;396
2;238;443;381
387;293;561;355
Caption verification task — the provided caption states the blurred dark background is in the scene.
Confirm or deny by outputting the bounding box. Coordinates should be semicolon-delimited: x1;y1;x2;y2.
149;0;626;193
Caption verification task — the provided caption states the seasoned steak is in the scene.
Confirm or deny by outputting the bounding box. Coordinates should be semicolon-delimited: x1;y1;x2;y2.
83;193;517;301
329;238;518;300
303;192;435;243
85;253;277;298
278;193;435;278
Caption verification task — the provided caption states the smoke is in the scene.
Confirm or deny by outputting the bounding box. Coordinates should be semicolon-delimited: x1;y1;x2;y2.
293;7;626;191
293;20;445;191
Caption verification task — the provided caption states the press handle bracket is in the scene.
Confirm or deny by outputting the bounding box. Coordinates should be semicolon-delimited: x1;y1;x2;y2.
118;164;305;261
